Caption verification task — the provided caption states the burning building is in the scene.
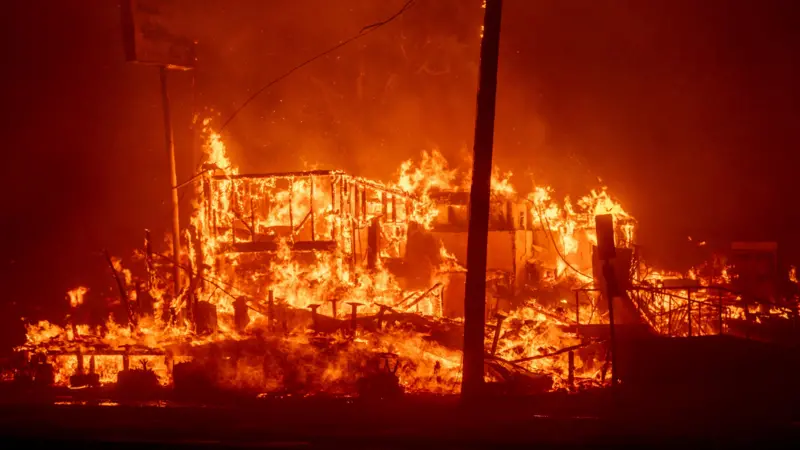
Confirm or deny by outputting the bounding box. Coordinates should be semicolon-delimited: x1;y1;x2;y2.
9;124;799;400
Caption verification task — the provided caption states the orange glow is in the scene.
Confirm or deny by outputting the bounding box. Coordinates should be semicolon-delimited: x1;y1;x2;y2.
67;286;88;308
19;120;771;395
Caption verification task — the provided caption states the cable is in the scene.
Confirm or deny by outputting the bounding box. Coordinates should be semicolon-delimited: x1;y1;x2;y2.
529;200;594;280
173;168;214;191
167;1;416;193
218;0;417;132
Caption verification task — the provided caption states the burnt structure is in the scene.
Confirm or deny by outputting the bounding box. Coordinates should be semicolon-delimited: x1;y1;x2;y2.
10;168;800;401
201;169;415;260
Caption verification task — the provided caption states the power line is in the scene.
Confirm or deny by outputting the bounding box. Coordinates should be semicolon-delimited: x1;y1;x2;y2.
530;200;594;281
219;0;417;132
171;1;416;192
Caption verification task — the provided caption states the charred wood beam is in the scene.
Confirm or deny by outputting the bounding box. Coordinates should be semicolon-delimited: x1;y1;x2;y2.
104;249;136;331
214;169;343;179
484;354;537;377
289;177;295;233
293;210;313;236
361;186;368;222
230;181;237;245
521;301;572;326
191;227;206;293
367;218;380;270
249;180;256;242
490;313;507;356
400;283;444;310
212;171;415;199
509;341;600;364
310;176;316;241
39;349;168;357
144;229;154;289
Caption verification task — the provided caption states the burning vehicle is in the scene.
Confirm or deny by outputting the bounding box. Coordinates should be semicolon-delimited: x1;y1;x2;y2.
9;124;800;400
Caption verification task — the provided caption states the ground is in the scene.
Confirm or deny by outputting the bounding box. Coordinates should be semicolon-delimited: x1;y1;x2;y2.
0;393;797;448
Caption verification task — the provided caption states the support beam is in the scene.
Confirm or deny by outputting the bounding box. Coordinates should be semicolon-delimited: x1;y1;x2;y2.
461;0;503;403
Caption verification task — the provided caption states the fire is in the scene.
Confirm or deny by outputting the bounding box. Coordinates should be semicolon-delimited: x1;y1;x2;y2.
17;125;627;393
24;321;66;346
394;149;456;229
67;286;88;308
490;167;515;197
20;119;781;397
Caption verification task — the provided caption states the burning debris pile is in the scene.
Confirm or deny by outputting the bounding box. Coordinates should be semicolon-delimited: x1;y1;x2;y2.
12;120;798;398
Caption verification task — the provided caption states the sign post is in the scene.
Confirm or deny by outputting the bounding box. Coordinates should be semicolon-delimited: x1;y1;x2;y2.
121;0;196;301
159;66;183;299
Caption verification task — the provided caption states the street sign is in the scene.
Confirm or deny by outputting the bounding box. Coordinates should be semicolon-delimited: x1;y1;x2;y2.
121;0;196;70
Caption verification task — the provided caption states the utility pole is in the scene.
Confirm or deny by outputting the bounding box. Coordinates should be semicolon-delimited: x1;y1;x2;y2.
461;0;503;403
160;66;183;299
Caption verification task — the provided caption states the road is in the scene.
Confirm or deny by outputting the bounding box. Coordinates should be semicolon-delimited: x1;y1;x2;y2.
0;395;796;449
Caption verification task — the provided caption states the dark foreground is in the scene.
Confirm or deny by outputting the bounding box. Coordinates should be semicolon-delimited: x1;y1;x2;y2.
0;392;798;449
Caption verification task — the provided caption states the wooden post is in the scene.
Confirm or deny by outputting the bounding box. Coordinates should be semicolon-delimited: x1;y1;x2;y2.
462;0;503;403
205;178;218;238
367;218;380;270
76;351;84;376
167;352;175;383
351;217;357;269
603;261;618;388
144;228;154;290
310;176;316;241
355;183;360;222
230;182;237;245
288;177;295;233
361;186;367;219
331;178;338;242
490;313;506;356
568;350;575;388
331;176;336;210
249;180;256;242
744;298;750;340
268;290;275;332
687;288;692;337
595;214;618;388
668;292;673;335
160;66;182;298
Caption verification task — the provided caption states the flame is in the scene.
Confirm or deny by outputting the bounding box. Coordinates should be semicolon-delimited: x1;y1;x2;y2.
22;119;779;396
67;286;88;308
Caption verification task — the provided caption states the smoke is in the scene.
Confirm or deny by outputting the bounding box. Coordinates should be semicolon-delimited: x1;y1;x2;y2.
183;1;499;179
180;0;607;196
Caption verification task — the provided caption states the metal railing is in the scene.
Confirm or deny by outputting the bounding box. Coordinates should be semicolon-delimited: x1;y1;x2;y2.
572;285;799;341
